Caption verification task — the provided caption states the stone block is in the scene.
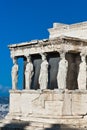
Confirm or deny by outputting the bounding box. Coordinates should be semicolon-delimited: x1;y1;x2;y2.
62;93;72;115
45;101;63;116
72;93;87;115
32;91;54;110
9;93;21;113
21;92;40;114
53;93;64;101
42;93;53;101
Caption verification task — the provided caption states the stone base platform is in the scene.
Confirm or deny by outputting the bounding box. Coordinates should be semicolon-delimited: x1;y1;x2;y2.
2;89;87;129
9;89;87;117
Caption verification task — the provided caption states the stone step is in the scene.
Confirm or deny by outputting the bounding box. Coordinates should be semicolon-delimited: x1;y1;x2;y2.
0;120;87;130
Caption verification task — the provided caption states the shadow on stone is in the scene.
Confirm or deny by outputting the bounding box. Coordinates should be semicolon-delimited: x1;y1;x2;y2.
44;124;85;130
0;120;30;130
0;122;87;130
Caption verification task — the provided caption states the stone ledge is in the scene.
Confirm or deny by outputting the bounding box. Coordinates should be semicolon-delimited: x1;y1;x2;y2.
9;89;87;94
8;116;85;125
6;114;83;120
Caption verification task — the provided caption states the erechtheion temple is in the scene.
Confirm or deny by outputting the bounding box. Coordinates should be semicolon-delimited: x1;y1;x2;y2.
1;21;87;129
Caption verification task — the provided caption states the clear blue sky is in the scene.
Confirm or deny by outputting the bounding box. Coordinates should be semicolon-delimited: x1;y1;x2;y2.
0;0;87;96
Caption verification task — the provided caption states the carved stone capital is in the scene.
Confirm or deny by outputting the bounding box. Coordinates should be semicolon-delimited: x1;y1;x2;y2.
12;57;18;65
40;53;47;61
24;49;30;57
58;50;66;60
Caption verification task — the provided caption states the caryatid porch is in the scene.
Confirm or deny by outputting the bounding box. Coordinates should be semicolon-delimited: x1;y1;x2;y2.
5;21;87;129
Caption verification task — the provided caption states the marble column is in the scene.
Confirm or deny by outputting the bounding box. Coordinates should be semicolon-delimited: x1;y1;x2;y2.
25;55;34;89
11;57;18;90
39;53;48;90
77;53;87;90
57;51;68;90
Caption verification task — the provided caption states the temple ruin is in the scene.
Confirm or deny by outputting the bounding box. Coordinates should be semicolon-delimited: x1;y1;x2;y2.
1;21;87;129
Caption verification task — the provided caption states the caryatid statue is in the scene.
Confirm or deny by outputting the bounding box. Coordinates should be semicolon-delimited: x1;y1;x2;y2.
11;57;18;90
25;56;34;89
57;51;68;90
77;53;87;90
39;53;48;90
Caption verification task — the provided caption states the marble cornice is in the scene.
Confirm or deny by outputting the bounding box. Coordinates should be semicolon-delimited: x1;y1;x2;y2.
8;36;87;58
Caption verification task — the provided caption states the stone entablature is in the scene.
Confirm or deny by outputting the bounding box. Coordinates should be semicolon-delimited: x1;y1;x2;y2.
8;36;87;57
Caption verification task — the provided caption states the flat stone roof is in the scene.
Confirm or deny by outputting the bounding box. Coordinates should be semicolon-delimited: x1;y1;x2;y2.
48;21;87;39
